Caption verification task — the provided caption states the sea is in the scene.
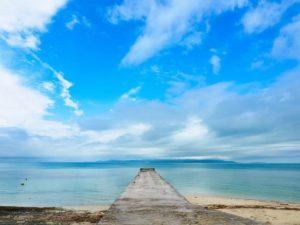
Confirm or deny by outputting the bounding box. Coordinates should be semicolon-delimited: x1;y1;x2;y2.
0;161;299;206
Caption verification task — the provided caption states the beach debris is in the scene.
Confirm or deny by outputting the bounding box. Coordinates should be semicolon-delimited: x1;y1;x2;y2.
0;206;105;224
20;182;25;186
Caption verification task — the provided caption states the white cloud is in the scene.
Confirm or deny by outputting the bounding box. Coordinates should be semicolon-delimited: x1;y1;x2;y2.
30;53;83;116
0;66;52;126
65;15;79;30
120;86;141;101
166;71;205;96
55;72;83;116
210;55;221;74
0;66;76;138
108;0;248;65
65;15;91;30
42;81;55;92
180;31;202;49
84;123;151;143
272;14;300;60
1;33;40;49
242;0;297;34
0;65;152;156
172;117;208;143
0;1;82;116
0;0;68;49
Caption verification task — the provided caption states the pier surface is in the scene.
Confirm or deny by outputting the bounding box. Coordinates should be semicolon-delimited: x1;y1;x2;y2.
99;168;263;225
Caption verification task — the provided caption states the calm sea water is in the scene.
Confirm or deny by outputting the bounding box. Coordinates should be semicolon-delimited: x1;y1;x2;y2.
0;162;299;206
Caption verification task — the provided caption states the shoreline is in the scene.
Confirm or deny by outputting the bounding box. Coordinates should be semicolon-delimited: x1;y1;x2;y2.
1;195;300;224
187;195;300;225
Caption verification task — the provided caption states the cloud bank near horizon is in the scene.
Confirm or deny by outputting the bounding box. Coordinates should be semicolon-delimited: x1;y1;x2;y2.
1;66;299;161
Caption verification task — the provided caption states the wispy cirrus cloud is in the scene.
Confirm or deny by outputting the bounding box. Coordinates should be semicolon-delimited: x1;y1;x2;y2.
108;0;248;66
272;14;300;60
120;86;142;101
30;53;83;116
210;55;221;75
242;0;298;34
65;15;79;30
65;14;91;30
55;72;83;116
42;81;55;93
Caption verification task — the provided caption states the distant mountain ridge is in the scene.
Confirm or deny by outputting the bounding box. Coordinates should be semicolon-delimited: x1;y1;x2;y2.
0;157;235;164
95;159;236;164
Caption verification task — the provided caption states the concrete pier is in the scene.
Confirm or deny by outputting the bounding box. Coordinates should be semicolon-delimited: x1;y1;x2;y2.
99;168;263;225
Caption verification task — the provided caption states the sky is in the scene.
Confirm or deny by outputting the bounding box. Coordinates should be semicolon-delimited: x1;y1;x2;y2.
0;0;300;162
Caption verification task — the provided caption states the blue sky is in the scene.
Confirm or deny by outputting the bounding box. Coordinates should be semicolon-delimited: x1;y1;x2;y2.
0;0;300;162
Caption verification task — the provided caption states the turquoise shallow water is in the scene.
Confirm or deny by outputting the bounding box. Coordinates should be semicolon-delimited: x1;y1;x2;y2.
0;162;299;206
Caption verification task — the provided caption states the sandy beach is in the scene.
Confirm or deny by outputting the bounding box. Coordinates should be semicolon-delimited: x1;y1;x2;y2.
1;195;300;224
187;195;300;225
